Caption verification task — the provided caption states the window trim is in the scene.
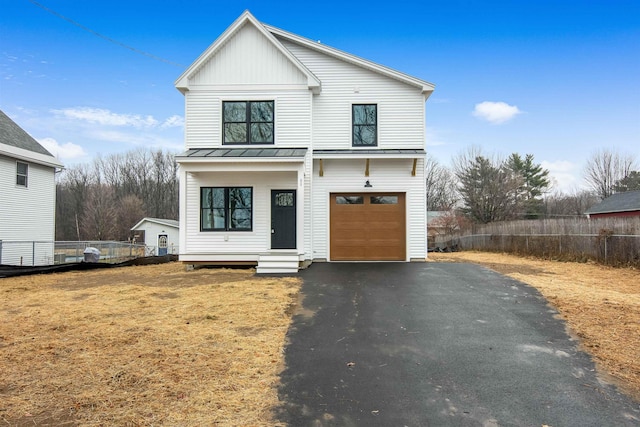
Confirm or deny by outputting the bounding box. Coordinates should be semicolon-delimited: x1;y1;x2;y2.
200;187;253;232
352;103;378;147
16;161;28;188
222;100;275;145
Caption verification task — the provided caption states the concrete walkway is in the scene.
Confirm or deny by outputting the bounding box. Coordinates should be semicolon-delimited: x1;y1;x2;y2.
276;262;639;426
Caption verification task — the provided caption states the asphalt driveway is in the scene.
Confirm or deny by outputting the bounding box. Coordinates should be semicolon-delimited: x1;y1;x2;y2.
276;262;639;426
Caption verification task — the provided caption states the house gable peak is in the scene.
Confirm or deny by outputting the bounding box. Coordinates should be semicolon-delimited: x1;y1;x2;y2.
175;11;321;94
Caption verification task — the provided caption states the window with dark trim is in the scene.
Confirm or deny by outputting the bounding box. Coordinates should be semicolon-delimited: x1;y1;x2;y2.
223;101;274;144
16;161;28;187
201;187;252;231
352;104;377;146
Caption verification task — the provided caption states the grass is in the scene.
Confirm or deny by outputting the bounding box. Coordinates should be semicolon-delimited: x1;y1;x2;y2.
0;263;300;426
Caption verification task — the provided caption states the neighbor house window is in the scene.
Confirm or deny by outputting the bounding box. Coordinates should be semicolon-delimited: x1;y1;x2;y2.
16;161;28;187
352;104;377;146
201;187;252;231
223;101;274;144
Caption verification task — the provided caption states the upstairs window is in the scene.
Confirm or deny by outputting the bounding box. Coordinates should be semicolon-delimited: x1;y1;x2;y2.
201;187;253;231
352;104;377;146
223;101;274;144
16;161;28;187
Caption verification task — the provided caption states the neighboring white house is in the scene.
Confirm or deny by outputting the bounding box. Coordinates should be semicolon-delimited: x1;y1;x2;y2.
0;110;64;266
130;217;180;256
175;11;434;273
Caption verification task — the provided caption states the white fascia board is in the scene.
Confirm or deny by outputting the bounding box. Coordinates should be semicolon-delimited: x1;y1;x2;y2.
265;25;435;95
131;218;179;231
178;161;302;173
175;11;321;94
0;143;64;169
175;156;305;164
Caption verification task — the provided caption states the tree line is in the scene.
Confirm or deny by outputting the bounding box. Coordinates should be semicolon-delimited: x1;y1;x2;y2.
427;147;639;227
56;148;178;241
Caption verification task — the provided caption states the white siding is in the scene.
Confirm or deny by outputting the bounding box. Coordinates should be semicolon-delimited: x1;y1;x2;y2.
184;89;312;149
278;39;426;150
311;158;426;261
0;154;56;265
133;221;179;255
189;23;308;86
183;170;307;258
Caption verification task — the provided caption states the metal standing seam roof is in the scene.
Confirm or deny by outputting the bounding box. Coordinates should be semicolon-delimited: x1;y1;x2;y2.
0;110;55;157
585;190;640;215
314;149;426;155
177;148;308;158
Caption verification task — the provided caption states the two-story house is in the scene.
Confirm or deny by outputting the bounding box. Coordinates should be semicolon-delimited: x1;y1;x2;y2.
175;11;434;272
0;110;64;266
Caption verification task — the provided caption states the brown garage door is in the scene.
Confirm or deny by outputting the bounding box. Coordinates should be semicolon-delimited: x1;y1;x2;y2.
330;193;406;261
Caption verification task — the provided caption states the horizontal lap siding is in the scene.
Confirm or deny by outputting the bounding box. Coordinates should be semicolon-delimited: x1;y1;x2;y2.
185;89;311;149
312;158;426;260
278;39;425;151
0;155;56;265
184;171;298;255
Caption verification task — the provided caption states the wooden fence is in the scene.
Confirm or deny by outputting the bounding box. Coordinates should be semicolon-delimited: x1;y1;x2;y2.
433;217;640;267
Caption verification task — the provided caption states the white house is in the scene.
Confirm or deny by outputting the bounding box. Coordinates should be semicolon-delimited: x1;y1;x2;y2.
0;110;64;266
130;217;180;256
175;11;434;273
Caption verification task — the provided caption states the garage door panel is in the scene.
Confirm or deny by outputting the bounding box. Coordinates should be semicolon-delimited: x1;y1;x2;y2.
330;193;405;261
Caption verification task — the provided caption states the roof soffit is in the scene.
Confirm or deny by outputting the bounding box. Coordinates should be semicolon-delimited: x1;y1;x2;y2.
175;11;321;93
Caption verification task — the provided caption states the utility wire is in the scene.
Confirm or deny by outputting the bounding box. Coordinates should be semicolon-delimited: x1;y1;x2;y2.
27;0;184;67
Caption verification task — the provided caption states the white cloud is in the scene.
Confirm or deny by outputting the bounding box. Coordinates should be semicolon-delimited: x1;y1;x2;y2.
52;107;159;128
161;115;184;128
426;127;447;147
38;137;87;160
473;101;522;124
541;160;584;193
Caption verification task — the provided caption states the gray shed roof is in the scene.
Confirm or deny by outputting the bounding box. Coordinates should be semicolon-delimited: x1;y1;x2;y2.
0;110;54;157
131;217;179;230
177;148;308;158
585;190;640;215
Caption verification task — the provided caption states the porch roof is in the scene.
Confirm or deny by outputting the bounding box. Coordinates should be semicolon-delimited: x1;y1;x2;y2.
313;149;425;159
176;147;307;163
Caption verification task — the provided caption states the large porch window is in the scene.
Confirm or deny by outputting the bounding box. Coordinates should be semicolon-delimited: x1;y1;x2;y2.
201;187;253;231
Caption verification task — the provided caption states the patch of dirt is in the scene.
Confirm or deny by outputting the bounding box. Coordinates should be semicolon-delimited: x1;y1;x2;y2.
429;251;640;401
0;262;300;426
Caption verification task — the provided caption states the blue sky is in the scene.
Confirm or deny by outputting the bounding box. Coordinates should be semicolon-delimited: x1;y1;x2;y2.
1;0;638;193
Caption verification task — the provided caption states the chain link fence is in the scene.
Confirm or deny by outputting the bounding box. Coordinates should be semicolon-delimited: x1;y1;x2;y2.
432;217;640;267
0;240;148;266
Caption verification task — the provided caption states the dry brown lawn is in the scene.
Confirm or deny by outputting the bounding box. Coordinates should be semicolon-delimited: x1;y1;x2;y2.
429;251;640;401
0;263;300;426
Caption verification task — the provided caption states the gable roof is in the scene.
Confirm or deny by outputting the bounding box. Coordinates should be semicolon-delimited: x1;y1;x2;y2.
0;110;64;168
585;190;640;215
131;217;180;231
266;25;435;96
175;10;321;94
175;11;435;97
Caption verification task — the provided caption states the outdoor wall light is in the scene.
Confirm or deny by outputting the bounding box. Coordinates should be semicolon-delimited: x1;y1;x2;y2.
364;180;372;188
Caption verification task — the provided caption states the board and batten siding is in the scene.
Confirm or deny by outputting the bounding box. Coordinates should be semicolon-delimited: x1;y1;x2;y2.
0;154;56;265
278;38;426;151
188;22;308;87
311;158;426;261
183;170;310;258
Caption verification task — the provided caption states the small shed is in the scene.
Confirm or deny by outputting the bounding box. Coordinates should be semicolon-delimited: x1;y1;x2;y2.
130;218;179;256
585;191;640;219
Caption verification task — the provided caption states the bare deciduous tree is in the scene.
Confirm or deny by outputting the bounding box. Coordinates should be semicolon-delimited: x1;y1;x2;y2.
425;154;458;211
584;149;637;199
